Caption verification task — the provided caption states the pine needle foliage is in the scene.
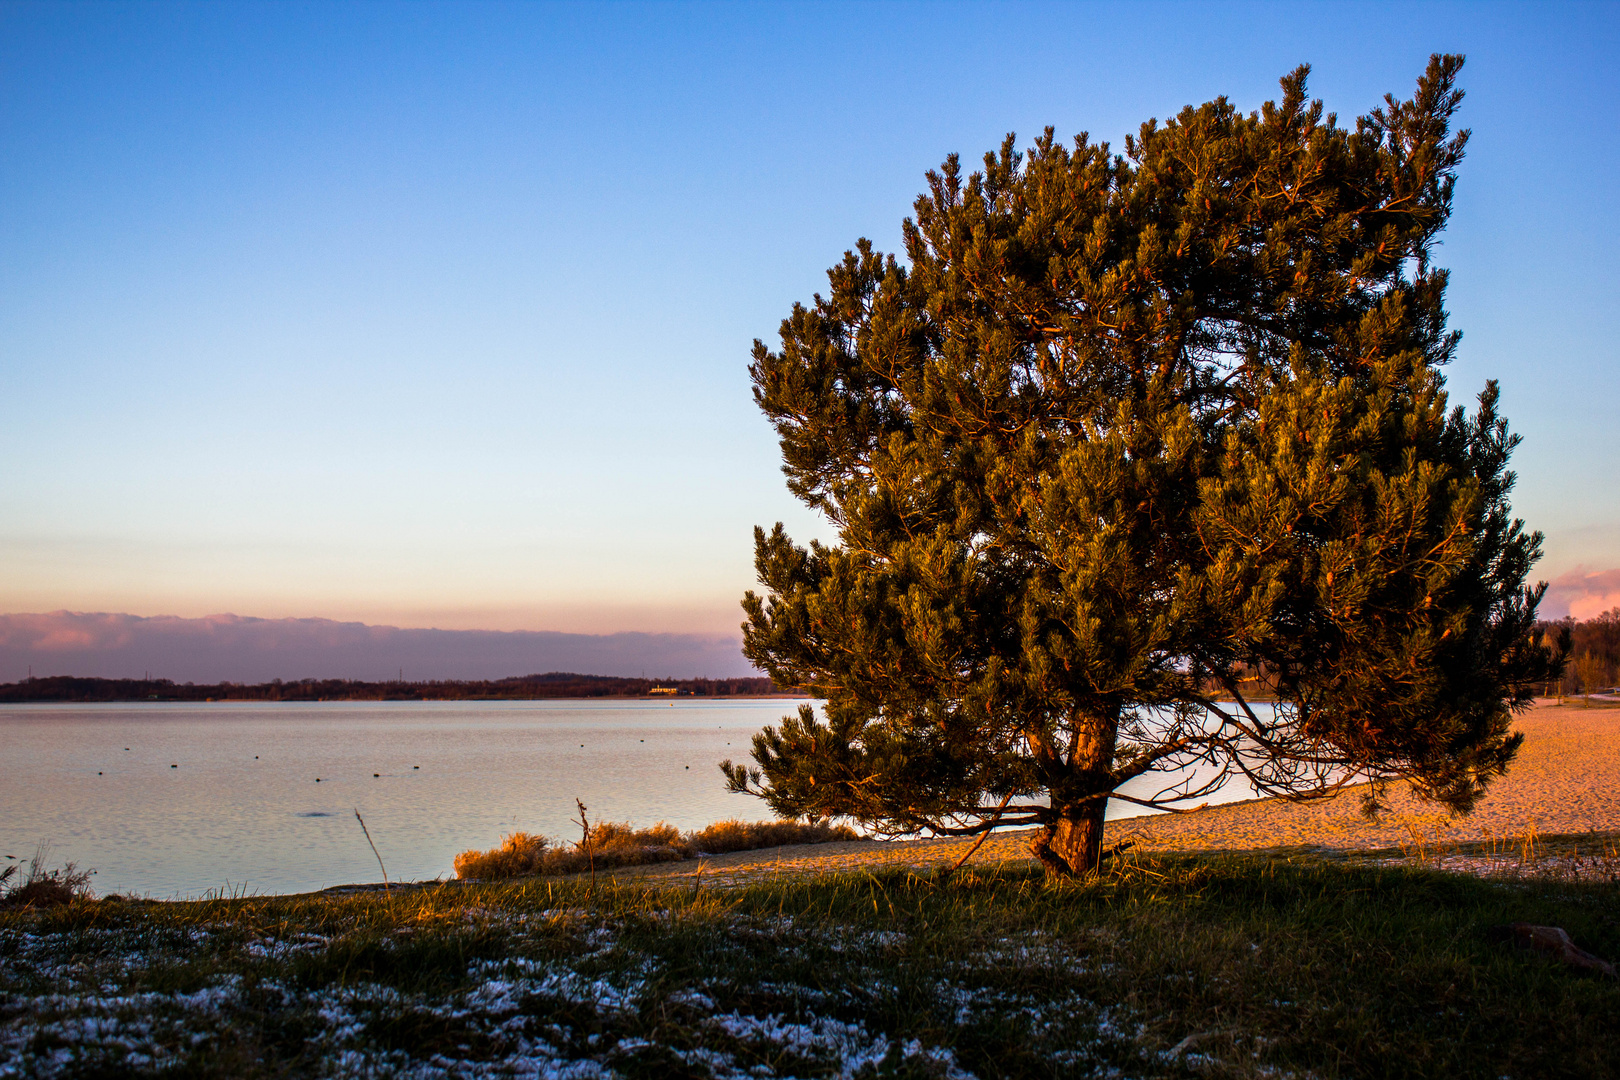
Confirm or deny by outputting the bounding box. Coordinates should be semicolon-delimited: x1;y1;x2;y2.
727;56;1564;875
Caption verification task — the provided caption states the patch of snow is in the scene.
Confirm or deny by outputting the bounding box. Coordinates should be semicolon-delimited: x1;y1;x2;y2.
669;988;716;1010
707;1012;891;1078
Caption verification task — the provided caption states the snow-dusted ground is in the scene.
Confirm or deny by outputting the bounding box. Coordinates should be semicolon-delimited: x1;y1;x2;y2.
0;910;1188;1079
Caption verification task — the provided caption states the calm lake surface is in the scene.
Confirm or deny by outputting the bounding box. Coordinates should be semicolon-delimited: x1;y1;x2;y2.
2;699;806;899
3;698;1250;899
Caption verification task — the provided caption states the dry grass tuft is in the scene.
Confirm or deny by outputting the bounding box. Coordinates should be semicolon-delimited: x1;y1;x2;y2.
1373;822;1620;884
454;818;864;881
0;845;93;909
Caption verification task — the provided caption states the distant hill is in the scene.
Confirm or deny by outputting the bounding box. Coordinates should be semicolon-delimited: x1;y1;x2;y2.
0;672;790;703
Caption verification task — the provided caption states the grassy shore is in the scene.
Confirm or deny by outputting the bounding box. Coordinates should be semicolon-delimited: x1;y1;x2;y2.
3;852;1618;1079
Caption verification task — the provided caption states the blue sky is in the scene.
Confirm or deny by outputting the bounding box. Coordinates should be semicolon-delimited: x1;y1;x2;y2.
3;0;1617;636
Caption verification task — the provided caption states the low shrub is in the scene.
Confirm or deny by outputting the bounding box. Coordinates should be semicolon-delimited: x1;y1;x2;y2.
451;832;550;881
685;818;861;855
537;821;689;876
454;818;865;881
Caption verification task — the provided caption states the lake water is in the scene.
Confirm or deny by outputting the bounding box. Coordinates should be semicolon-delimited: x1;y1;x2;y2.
1;699;802;899
2;699;1254;899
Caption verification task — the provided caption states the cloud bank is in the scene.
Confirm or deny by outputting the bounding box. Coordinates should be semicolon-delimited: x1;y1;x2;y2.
0;612;755;683
16;568;1613;684
1543;568;1620;621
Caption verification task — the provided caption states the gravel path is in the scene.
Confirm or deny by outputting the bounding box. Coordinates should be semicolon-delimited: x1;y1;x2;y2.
621;699;1620;885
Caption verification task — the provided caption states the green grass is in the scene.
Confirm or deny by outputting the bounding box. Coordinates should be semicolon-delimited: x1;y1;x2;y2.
2;854;1617;1078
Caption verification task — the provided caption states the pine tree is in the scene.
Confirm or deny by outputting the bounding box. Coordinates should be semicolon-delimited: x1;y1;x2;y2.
725;56;1564;875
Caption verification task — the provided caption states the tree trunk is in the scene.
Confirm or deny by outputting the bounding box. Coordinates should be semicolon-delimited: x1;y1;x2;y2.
1030;798;1108;876
1029;707;1119;875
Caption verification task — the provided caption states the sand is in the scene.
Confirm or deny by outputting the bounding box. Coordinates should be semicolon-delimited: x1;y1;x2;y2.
620;699;1620;885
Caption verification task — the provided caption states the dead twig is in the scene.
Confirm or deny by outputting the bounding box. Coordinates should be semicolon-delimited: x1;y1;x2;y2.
951;793;1014;871
354;810;389;894
573;799;595;896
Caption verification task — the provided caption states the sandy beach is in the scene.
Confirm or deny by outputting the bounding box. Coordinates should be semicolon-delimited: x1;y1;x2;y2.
622;698;1620;884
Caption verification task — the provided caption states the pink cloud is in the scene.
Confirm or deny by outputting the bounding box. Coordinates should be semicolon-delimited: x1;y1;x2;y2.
1542;567;1620;621
0;610;755;683
0;611;137;651
35;628;100;649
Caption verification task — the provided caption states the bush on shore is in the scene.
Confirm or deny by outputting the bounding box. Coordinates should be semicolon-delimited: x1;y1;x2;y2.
453;818;863;881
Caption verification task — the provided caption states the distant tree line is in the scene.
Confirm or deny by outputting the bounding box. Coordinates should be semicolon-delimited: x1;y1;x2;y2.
0;672;786;703
1538;609;1620;698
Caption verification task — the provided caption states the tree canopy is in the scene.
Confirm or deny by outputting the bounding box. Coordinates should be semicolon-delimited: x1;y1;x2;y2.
724;56;1564;875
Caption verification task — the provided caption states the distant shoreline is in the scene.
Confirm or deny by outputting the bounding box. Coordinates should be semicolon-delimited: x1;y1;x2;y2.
0;673;802;704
